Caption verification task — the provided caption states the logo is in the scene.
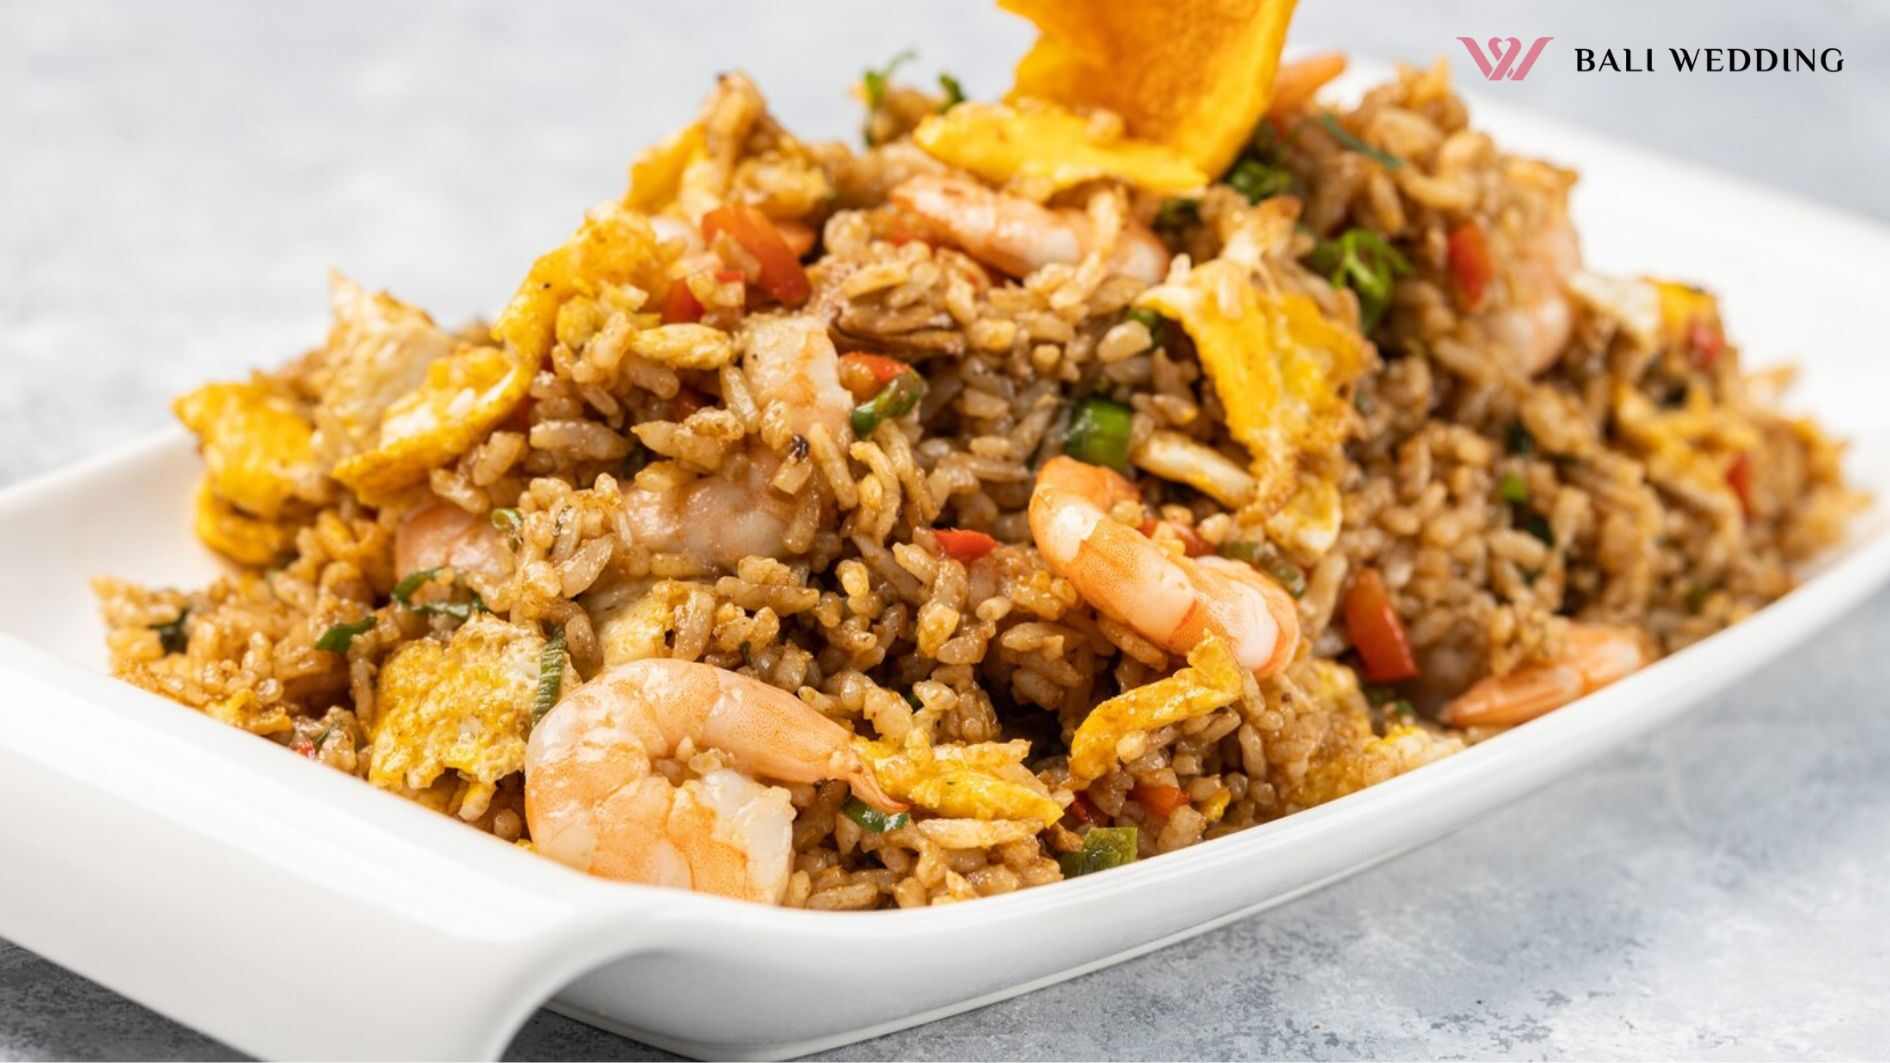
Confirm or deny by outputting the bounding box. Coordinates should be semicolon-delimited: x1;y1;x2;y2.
1457;36;1554;81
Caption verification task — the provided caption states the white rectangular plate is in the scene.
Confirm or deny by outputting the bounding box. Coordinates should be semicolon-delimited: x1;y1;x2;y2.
2;70;1888;1061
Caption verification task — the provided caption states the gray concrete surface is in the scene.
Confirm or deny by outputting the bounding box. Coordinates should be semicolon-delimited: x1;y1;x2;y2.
4;2;1887;1058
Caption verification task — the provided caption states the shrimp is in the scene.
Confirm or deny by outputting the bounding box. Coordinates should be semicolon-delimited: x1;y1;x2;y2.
523;658;902;903
890;174;1170;284
1439;623;1646;728
616;314;850;566
395;500;510;581
1027;456;1299;676
1267;52;1349;117
1479;205;1582;377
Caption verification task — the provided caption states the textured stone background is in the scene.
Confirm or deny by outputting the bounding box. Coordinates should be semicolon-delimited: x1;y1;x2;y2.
4;1;1887;1058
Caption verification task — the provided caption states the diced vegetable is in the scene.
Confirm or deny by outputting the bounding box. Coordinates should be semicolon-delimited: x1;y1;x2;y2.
1306;227;1411;331
843;796;912;833
1498;470;1529;504
700;204;811;306
838;352;912;399
489;507;522;534
934;528;999;562
938;72;966;109
849;370;926;437
1153;197;1201;239
533;630;567;724
1314;113;1403;169
1518;510;1555;546
1065;792;1099;826
1132;782;1188;817
391;567;439;606
1506;422;1536;456
1688;318;1725;369
1447;221;1494;311
862;47;917;111
1727;452;1753;517
1064;396;1134;472
152;610;190;655
1384;699;1417;725
1343;568;1419;683
1226;157;1294;203
315;616;375;654
659;279;704;324
1057;826;1139;878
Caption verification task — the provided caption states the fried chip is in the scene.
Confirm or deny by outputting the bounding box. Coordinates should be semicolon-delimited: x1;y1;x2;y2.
1138;259;1369;514
1000;0;1298;176
329;345;534;506
172;380;323;521
493;204;673;363
368;615;547;795
912;100;1206;197
1068;634;1242;786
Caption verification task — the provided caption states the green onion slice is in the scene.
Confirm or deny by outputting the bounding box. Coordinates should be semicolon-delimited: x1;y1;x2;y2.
850;370;926;438
533;630;567;724
1314;113;1404;169
151;610;190;655
315;616;375;654
843;797;911;833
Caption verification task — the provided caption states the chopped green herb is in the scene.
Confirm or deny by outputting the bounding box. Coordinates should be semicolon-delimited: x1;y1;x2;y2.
850;370;927;437
1057;825;1139;878
904;691;923;710
1226;157;1295;203
391;567;439;606
533;631;567;724
843;797;911;833
392;567;487;621
1506;422;1536;456
1385;699;1417;725
937;72;966;109
862;47;917;110
1314;113;1404;169
1518;510;1555;546
1362;683;1396;706
1125;306;1168;345
311;724;335;752
1498;471;1530;505
489;508;522;535
151;610;190;655
1306;227;1411;331
1064;396;1134;472
1152;197;1201;239
315;616;375;654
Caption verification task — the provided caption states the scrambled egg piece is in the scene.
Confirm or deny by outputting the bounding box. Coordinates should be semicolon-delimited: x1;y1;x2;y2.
861;738;1063;826
595;580;693;666
493;204;673;362
1264;472;1343;560
191;480;297;565
204;688;293;737
1068;634;1243;786
912;100;1206;197
173;380;322;521
307;272;457;468
1139;259;1370;514
329;345;533;506
1614;384;1758;514
1000;0;1298;176
1652;278;1719;349
368;615;546;802
626;121;708;214
1281;661;1460;809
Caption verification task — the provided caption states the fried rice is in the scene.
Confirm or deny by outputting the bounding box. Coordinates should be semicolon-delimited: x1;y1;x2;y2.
95;56;1863;909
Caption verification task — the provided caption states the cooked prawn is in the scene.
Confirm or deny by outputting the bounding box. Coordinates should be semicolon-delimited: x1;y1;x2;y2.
1480;208;1581;376
395;500;510;581
524;657;902;903
890;174;1170;284
1267;52;1348;117
1439;623;1646;728
617;314;850;566
1028;456;1299;675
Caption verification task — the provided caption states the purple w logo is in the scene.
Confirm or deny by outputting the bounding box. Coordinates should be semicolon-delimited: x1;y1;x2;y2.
1457;36;1554;81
